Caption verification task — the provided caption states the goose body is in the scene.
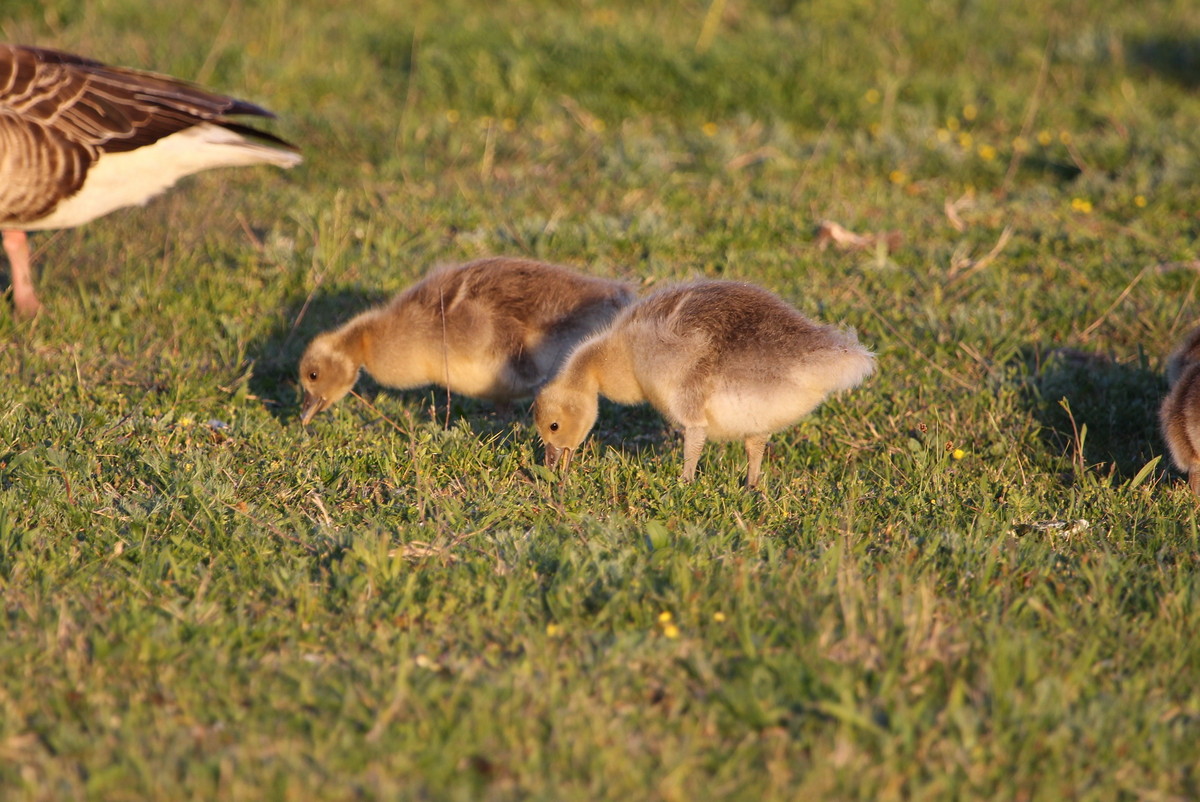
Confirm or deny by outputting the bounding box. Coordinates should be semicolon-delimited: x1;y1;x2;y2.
0;43;301;315
1160;326;1200;494
298;257;635;423
533;280;876;488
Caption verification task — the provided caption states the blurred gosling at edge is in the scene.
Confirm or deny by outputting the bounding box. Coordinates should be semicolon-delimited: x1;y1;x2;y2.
533;280;876;488
1159;325;1200;495
298;257;634;423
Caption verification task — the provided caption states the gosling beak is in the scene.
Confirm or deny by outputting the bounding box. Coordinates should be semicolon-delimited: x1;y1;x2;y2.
299;392;327;425
544;444;573;476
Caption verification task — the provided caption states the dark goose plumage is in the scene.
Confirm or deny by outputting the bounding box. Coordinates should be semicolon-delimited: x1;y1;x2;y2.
0;43;301;315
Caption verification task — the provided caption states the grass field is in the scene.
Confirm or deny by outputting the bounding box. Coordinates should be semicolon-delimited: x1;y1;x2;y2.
3;0;1200;798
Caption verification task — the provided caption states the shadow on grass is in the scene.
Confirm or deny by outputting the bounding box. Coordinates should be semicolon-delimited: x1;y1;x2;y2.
1016;156;1082;183
1021;346;1167;481
1127;34;1200;89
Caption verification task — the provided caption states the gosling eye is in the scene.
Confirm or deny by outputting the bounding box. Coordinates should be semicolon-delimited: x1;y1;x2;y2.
308;371;318;381
549;422;559;432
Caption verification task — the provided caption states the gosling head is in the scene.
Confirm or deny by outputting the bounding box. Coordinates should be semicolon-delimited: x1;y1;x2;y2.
533;384;600;476
298;333;361;424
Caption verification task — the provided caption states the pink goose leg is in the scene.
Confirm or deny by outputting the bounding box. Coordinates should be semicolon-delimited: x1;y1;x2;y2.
2;230;41;317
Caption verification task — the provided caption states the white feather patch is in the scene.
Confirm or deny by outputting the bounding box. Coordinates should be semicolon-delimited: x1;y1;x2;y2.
25;123;301;230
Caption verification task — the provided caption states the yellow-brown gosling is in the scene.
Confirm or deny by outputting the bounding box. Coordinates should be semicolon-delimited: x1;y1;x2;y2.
1160;326;1200;494
298;257;635;423
533;280;875;488
0;43;301;316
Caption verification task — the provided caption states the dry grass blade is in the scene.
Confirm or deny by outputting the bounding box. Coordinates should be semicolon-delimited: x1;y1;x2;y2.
1000;38;1053;196
943;194;972;232
848;285;974;391
350;389;412;435
948;225;1014;285
816;220;901;253
1078;263;1150;341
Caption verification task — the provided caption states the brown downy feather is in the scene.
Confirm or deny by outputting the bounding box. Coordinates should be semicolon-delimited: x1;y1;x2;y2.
298;257;635;423
1165;325;1200;387
534;280;876;489
1160;325;1200;495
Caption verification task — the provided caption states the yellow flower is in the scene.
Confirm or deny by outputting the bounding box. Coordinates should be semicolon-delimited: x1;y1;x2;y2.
1134;195;1147;208
445;109;460;124
864;88;881;104
177;417;194;428
977;144;997;162
936;128;952;143
713;611;727;622
501;118;517;132
946;116;960;131
951;448;966;460
701;121;718;137
546;623;561;636
663;624;680;639
1071;197;1093;213
1012;136;1030;153
962;103;978;121
658;611;673;623
590;118;606;133
957;132;973;148
1059;130;1072;145
1037;129;1053;146
889;169;907;185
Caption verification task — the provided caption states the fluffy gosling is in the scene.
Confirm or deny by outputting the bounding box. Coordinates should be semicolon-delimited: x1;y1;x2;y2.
1160;326;1200;494
533;280;876;488
298;257;634;423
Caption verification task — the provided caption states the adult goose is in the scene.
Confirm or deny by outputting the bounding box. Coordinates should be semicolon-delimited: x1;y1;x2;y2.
0;43;301;316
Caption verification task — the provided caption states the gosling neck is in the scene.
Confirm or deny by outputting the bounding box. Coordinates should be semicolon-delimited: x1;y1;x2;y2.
574;332;643;405
335;310;378;370
344;305;434;389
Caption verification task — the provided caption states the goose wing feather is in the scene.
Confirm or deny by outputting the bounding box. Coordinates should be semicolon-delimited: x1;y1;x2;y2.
0;43;295;225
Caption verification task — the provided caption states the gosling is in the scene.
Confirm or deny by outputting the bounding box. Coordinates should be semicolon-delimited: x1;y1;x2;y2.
298;257;634;423
1159;326;1200;494
533;280;876;488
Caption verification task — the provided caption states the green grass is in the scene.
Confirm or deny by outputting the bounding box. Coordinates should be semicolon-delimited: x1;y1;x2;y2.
3;0;1200;798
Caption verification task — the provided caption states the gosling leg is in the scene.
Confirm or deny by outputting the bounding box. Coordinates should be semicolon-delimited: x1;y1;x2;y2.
1189;468;1200;496
744;434;769;489
680;426;707;482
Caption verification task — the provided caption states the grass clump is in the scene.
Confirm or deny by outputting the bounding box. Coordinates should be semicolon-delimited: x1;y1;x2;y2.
2;0;1200;798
